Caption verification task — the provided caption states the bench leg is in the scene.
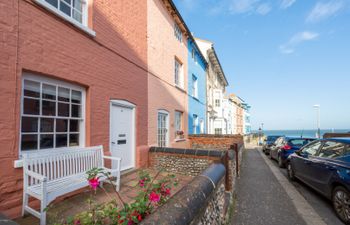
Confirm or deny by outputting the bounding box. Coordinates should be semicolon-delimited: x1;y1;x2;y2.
40;197;47;225
22;193;29;216
116;172;120;192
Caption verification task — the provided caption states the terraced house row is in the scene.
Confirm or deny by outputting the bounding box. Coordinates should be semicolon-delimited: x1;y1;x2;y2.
0;0;250;218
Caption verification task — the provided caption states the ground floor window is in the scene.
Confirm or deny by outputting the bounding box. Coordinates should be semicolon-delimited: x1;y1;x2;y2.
175;111;183;138
21;73;85;152
193;114;198;134
157;110;169;147
215;128;222;135
200;119;204;134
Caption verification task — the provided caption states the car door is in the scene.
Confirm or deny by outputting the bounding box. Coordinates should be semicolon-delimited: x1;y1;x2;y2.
292;141;322;182
271;137;282;159
309;141;346;194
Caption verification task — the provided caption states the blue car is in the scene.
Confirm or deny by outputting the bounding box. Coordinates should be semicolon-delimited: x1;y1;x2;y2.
269;137;315;168
287;138;350;224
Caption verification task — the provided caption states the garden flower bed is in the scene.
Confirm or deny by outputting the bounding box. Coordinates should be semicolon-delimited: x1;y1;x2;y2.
15;170;193;225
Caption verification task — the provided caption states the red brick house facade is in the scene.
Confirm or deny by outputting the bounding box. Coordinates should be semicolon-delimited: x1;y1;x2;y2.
0;0;149;218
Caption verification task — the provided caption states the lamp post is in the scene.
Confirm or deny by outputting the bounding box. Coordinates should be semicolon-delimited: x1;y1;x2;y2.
313;105;321;138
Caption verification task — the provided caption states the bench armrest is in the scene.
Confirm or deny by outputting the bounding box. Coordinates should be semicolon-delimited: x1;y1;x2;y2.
25;170;47;182
103;155;121;162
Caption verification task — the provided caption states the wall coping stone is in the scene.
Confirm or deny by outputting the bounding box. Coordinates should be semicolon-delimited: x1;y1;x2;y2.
140;163;226;225
149;147;233;160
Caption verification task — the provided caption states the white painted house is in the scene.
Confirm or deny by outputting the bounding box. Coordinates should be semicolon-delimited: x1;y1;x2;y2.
195;38;228;135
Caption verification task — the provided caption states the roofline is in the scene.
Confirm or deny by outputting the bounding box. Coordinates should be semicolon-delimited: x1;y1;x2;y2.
210;47;229;86
166;0;208;67
194;37;213;44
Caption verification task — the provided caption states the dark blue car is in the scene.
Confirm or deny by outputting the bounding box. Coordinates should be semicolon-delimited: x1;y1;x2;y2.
269;136;315;168
287;138;350;224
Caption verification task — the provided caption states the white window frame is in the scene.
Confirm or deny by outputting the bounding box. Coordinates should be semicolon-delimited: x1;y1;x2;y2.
175;111;183;133
193;114;198;134
192;74;198;98
175;58;184;89
19;72;86;156
200;119;204;134
35;0;95;36
174;22;182;42
157;110;169;147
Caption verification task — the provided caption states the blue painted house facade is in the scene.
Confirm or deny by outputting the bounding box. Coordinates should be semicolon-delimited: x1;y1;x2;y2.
187;40;207;134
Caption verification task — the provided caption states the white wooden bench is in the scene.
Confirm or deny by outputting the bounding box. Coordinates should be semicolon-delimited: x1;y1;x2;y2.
22;145;121;225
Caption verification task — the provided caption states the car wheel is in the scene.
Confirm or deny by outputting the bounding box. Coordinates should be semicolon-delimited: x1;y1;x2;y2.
287;162;296;181
332;186;350;224
278;155;285;168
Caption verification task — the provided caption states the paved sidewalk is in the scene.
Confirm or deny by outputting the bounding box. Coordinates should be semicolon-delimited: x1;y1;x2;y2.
232;148;307;225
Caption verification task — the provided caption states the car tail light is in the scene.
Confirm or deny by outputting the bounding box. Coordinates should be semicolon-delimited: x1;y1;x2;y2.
282;145;292;150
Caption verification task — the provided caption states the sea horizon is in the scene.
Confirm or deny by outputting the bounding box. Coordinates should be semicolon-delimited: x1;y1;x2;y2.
252;129;350;138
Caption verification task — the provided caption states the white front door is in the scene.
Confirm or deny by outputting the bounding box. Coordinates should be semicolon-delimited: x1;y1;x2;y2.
110;101;135;171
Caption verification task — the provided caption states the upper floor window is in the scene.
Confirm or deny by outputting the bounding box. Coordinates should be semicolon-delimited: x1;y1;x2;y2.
174;23;182;42
192;75;198;98
191;48;198;63
43;0;86;24
215;99;220;107
175;58;184;89
21;74;85;152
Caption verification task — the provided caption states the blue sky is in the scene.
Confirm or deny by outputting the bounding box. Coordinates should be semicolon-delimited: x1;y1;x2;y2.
173;0;350;130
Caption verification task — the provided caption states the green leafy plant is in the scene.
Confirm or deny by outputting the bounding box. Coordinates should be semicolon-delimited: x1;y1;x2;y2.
62;168;178;225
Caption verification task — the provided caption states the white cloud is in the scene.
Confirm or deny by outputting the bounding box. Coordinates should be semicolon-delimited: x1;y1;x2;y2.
280;0;296;9
306;1;345;23
228;0;272;15
279;31;319;54
256;3;272;15
229;0;259;14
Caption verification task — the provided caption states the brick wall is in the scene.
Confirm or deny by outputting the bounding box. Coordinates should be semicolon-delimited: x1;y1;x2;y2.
188;134;244;150
0;0;148;218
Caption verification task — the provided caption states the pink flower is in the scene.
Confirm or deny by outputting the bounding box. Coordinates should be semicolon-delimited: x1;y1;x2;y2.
149;191;160;202
139;179;145;187
165;188;171;196
88;177;99;190
74;219;81;225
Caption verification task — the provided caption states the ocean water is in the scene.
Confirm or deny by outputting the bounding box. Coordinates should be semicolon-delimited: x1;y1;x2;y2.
257;129;350;138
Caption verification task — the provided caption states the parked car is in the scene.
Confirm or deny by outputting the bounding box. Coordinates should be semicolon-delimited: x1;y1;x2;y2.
269;137;315;168
263;135;283;155
287;138;350;224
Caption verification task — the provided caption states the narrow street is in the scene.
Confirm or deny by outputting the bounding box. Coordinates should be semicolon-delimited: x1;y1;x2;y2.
232;148;344;225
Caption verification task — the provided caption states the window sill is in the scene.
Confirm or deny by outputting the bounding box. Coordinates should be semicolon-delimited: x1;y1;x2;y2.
175;138;186;142
35;0;96;37
192;96;199;101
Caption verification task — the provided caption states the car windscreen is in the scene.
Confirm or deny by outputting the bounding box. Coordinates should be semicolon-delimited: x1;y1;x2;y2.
267;136;280;142
288;139;310;147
